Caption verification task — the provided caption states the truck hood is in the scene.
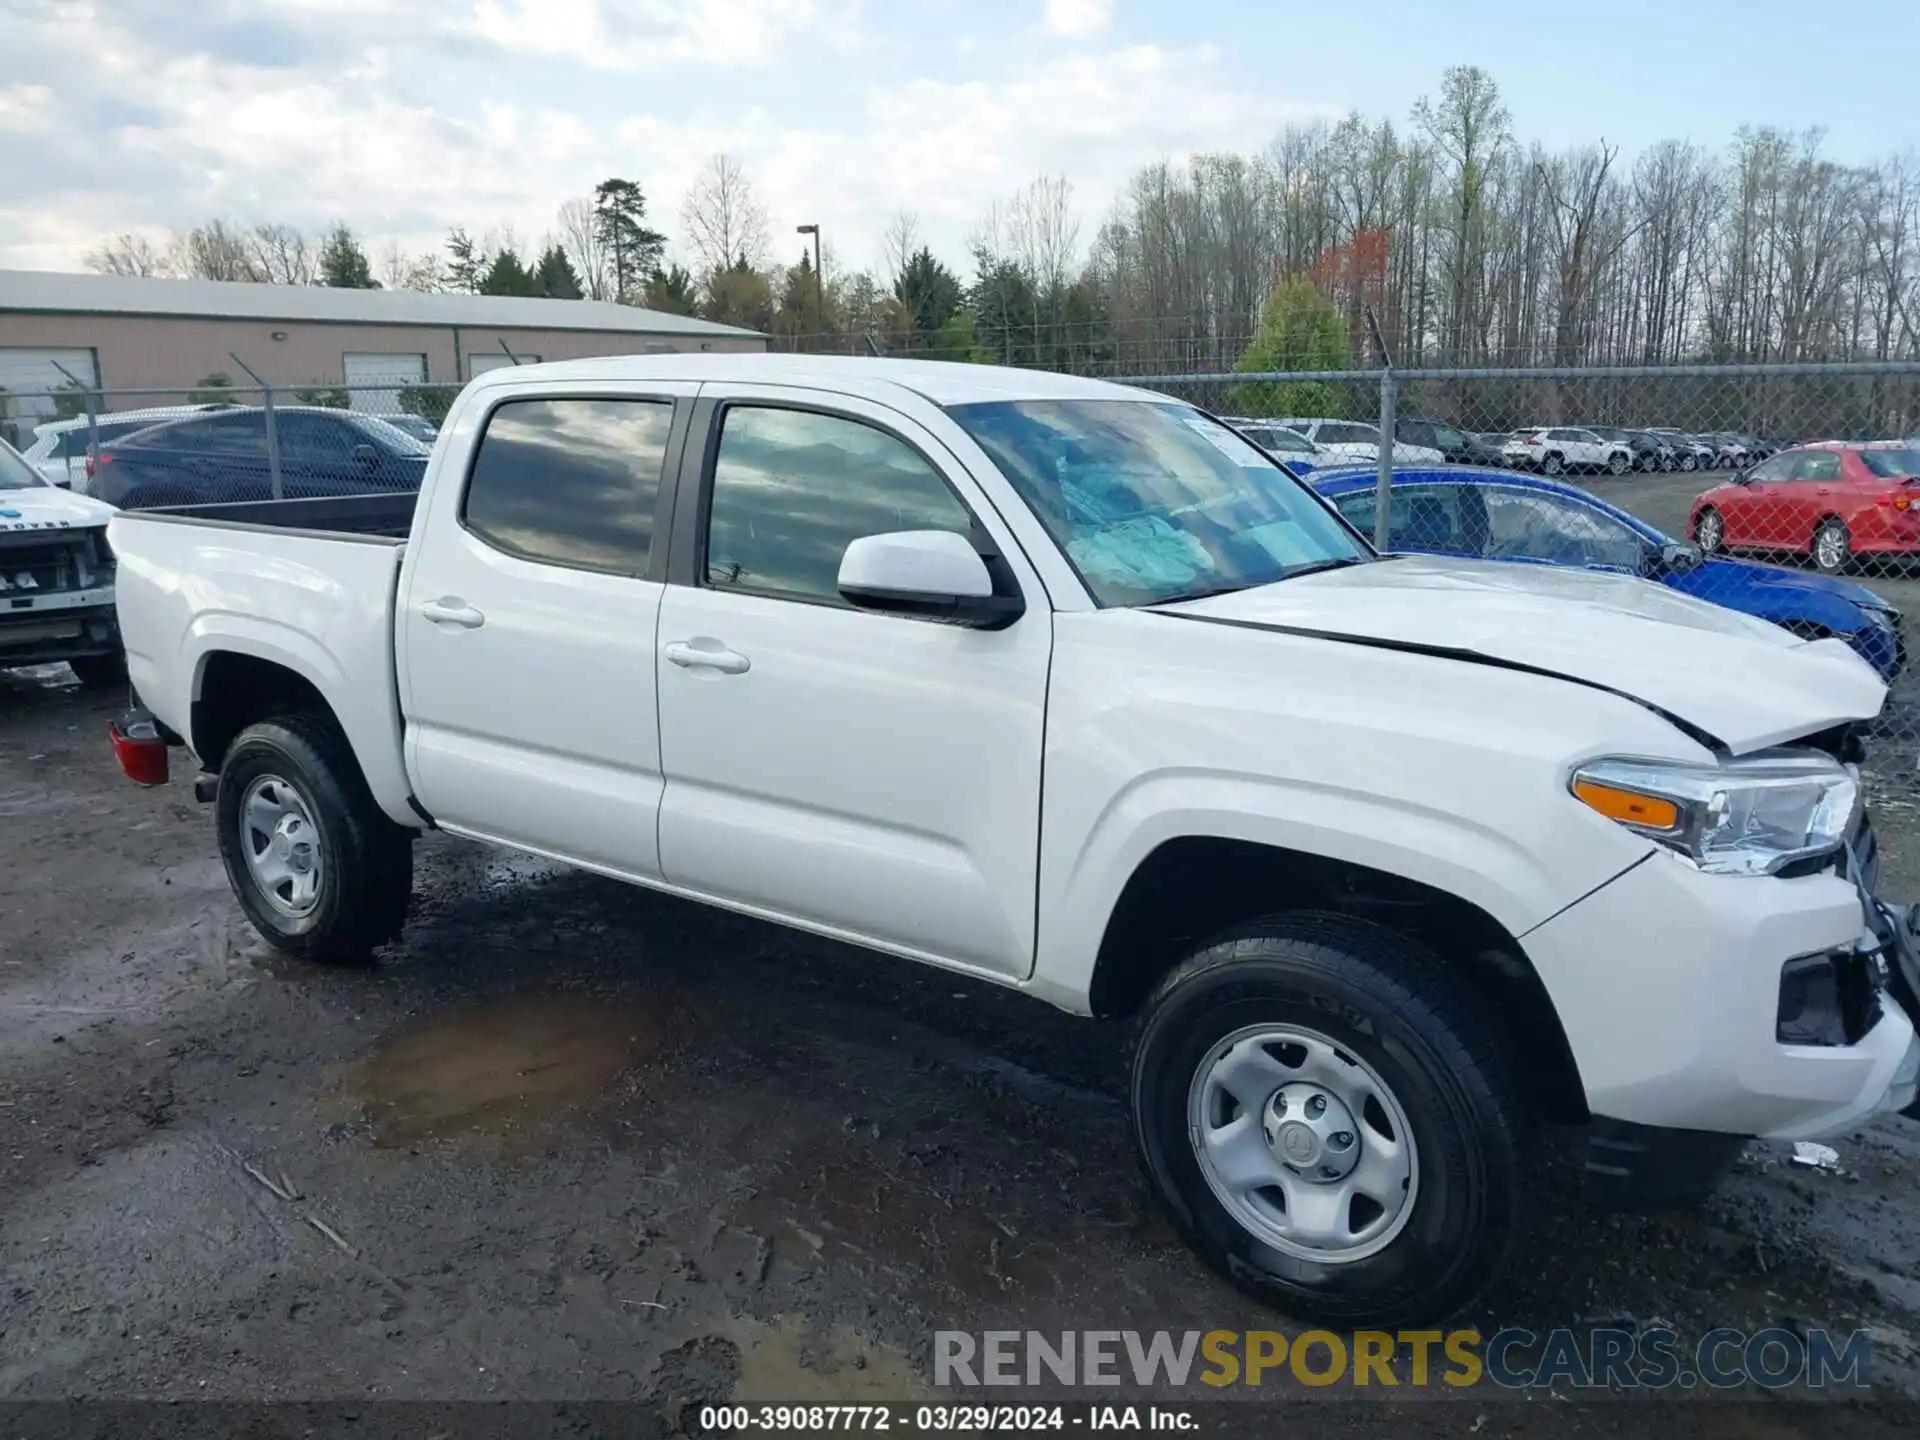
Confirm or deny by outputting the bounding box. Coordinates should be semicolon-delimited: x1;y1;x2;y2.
0;485;116;532
1161;554;1886;754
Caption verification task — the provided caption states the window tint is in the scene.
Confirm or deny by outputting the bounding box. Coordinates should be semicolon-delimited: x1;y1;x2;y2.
279;413;355;462
705;406;973;604
1484;489;1646;569
199;412;268;456
1315;423;1379;446
1334;486;1471;553
1860;449;1920;478
463;397;673;574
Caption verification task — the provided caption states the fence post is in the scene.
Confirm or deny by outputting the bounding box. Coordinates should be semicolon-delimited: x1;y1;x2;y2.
262;386;284;501
1374;367;1396;550
84;389;99;489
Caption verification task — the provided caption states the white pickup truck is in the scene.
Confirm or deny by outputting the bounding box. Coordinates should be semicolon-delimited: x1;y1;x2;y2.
107;355;1920;1328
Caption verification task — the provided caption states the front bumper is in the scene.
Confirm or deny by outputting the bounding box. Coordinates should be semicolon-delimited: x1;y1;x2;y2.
1523;839;1920;1144
0;594;120;668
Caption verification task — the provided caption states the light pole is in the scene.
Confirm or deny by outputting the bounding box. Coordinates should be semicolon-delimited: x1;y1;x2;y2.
796;223;823;340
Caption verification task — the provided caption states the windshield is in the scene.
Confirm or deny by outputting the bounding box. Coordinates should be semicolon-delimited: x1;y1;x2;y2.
0;437;49;490
1861;449;1920;479
948;399;1371;606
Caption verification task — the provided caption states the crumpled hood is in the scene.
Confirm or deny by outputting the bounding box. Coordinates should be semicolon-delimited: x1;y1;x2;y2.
0;485;116;532
1162;554;1887;754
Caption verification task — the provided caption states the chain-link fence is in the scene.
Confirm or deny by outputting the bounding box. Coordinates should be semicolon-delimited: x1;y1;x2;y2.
0;379;468;503
8;356;1920;782
1134;360;1920;784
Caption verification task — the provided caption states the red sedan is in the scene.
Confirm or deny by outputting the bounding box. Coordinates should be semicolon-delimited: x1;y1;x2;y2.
1689;441;1920;573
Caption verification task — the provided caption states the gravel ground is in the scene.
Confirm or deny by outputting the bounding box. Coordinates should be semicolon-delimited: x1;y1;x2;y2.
4;543;1920;1432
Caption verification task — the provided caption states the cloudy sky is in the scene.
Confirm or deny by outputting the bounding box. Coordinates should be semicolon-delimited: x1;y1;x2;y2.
1;0;1912;278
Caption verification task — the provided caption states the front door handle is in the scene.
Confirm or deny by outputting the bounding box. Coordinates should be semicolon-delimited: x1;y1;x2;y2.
420;598;486;629
664;639;751;675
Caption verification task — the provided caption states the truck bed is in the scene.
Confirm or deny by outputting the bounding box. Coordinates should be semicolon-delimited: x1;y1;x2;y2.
121;491;418;541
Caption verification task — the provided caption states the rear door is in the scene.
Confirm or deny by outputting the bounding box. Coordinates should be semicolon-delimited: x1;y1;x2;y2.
651;385;1052;979
399;384;696;876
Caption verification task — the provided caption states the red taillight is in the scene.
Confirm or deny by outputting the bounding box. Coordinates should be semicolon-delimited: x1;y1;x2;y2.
108;715;169;787
86;450;112;478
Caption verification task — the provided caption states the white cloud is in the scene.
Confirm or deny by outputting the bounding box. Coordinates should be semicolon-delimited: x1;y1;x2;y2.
0;3;1332;281
1043;0;1115;38
465;0;859;70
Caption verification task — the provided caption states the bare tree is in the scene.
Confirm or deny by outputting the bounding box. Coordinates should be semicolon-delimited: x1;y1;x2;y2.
249;223;313;285
84;232;179;277
882;210;921;290
376;239;444;292
682;153;770;274
557;197;611;300
177;220;267;282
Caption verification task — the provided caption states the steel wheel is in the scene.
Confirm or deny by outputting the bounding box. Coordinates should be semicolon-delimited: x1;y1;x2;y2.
238;774;325;919
1188;1023;1418;1264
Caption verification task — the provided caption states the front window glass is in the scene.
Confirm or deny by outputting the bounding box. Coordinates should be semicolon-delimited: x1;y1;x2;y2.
1;438;48;490
949;399;1370;606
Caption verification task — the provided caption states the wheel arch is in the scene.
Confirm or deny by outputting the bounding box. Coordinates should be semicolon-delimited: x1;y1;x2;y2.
1085;834;1590;1124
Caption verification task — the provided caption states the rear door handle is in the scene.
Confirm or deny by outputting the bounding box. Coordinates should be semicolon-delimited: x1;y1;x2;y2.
664;639;751;675
420;598;485;629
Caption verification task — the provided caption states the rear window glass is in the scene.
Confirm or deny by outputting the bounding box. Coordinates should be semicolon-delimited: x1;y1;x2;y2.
1860;450;1920;478
463;397;674;574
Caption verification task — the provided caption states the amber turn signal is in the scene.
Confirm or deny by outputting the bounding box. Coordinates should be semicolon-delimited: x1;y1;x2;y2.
1572;778;1681;832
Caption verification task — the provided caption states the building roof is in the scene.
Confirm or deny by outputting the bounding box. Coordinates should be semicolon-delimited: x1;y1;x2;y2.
470;352;1161;407
0;269;762;339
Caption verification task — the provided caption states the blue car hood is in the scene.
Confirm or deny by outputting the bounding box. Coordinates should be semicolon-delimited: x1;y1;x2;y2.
1698;557;1891;609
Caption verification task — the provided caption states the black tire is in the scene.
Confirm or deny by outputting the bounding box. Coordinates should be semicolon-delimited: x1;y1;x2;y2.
1131;913;1526;1329
68;651;127;690
1541;451;1565;476
1812;519;1850;575
1679;454;1698;472
1607;451;1630;476
216;713;414;965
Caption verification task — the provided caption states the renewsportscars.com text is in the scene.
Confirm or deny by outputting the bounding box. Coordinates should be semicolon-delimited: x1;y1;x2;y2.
934;1328;1872;1391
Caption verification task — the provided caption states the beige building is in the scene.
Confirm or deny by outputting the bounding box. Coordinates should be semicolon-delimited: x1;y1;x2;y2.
0;269;765;435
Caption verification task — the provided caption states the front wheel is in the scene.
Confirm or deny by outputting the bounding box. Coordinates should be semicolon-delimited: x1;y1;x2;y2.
1541;452;1565;476
1679;454;1699;472
216;713;414;964
1608;451;1630;475
1131;913;1526;1328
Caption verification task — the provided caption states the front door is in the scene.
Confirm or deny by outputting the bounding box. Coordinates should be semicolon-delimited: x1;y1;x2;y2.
653;388;1052;979
400;386;694;876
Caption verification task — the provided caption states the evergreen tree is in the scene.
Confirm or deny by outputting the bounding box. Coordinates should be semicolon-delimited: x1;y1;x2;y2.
534;245;583;299
316;223;379;288
593;178;668;302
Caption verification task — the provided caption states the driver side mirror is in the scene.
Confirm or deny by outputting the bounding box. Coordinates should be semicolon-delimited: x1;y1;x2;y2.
1730;467;1752;484
838;530;1024;629
1659;540;1703;574
351;443;379;466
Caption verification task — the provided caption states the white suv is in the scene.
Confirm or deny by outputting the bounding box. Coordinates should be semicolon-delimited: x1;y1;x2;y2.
1274;418;1445;466
1502;427;1634;476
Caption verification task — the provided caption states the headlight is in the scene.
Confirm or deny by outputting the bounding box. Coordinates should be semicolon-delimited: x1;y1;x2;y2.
1570;751;1857;875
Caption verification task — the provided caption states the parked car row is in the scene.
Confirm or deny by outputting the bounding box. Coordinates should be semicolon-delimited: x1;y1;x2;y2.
1689;441;1920;574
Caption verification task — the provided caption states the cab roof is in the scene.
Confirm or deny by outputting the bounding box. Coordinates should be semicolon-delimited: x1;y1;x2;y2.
467;353;1174;409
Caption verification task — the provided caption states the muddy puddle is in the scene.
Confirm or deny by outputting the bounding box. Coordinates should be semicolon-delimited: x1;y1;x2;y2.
338;988;670;1149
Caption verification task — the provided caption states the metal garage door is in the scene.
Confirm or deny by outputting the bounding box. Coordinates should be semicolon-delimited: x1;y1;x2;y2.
0;347;98;450
342;352;426;415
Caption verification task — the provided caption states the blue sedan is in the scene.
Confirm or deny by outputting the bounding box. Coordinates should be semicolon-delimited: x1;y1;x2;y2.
1312;467;1904;680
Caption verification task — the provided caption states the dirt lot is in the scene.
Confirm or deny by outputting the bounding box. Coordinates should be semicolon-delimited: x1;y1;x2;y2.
4;598;1920;1432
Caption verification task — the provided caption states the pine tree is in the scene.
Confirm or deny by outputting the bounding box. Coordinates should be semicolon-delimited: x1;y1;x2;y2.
316;224;379;288
534;245;583;299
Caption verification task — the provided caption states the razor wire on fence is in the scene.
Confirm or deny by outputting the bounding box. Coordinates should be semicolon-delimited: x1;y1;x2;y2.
6;355;1920;784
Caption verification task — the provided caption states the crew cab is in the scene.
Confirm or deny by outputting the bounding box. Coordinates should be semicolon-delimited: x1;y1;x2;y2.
107;356;1920;1328
0;435;124;686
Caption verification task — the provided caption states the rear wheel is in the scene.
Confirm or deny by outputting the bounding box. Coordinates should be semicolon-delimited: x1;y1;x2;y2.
1812;519;1851;575
1131;913;1526;1328
1693;507;1724;554
216;713;414;964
